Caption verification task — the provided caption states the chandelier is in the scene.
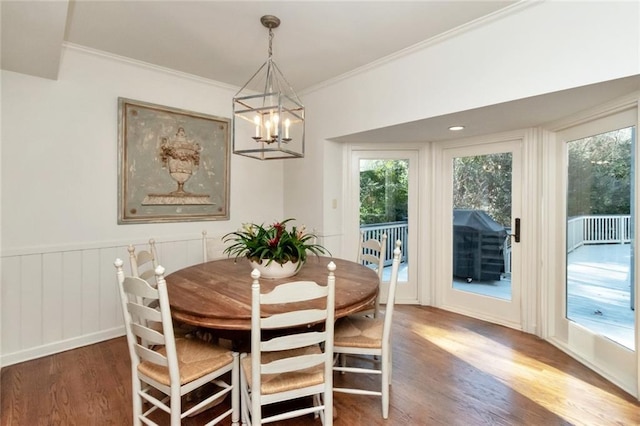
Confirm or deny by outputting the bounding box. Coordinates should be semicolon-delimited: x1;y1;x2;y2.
232;15;305;160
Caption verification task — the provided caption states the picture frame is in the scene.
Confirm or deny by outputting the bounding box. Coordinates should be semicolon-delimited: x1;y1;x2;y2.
118;98;230;223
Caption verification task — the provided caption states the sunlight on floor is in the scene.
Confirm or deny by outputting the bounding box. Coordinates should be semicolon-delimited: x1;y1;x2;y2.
410;321;634;424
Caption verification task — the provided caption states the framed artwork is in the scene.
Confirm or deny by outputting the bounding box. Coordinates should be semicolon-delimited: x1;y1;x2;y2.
118;98;230;223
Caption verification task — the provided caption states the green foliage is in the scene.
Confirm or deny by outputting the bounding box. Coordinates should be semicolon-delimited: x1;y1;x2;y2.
453;153;512;227
358;128;633;228
222;218;329;270
452;127;633;225
360;160;408;225
567;129;632;217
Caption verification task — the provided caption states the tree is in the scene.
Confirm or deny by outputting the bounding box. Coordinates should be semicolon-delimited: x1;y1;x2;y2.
451;128;633;227
567;128;632;217
360;160;408;224
453;153;512;227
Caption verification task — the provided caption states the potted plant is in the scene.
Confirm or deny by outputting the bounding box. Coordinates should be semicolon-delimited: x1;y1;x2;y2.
222;218;330;278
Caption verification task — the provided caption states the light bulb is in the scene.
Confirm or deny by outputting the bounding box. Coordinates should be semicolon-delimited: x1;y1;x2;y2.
254;116;261;138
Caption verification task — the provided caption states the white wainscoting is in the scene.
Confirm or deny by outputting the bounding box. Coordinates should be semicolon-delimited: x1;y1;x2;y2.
1;233;228;367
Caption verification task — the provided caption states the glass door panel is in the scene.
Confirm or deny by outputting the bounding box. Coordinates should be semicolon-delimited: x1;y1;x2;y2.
440;139;522;329
452;153;512;300
360;159;409;291
351;150;418;304
565;126;635;349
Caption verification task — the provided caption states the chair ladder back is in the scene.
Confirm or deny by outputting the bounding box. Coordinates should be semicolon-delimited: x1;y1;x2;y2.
154;269;180;383
260;351;328;376
115;258;240;425
202;230;209;263
261;330;327;352
247;263;336;425
381;240;402;348
261;280;328;304
127;301;164;346
123;276;160;300
130;321;165;346
261;309;328;330
117;261;179;382
358;232;387;318
358;232;387;265
128;239;159;285
134;343;169;367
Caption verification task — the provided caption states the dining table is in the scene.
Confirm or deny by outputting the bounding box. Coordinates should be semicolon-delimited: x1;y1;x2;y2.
165;256;379;335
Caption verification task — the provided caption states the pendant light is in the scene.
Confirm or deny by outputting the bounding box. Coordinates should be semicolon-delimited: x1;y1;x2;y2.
232;15;305;160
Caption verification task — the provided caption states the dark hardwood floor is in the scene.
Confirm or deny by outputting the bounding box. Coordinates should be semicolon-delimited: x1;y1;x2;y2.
2;306;639;425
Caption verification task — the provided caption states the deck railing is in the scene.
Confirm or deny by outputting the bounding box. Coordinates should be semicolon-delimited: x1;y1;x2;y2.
359;215;630;273
568;215;631;252
360;221;408;265
505;215;630;274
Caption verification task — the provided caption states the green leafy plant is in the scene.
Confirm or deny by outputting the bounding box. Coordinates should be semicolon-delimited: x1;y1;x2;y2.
222;218;330;269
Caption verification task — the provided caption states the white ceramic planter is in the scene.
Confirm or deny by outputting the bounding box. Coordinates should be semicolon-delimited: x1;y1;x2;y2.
249;259;299;279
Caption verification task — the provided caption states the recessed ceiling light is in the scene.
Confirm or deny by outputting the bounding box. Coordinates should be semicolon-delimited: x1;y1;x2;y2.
449;125;465;131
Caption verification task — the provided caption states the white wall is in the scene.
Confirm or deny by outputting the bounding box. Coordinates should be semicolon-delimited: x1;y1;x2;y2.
286;1;640;251
2;46;284;251
0;46;284;365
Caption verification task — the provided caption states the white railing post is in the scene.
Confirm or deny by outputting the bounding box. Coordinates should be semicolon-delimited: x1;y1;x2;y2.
571;214;630;247
360;221;408;266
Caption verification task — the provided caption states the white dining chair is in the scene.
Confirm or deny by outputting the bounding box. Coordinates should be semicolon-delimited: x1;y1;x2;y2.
357;231;387;318
333;240;402;419
114;259;240;425
128;239;159;285
239;262;336;425
202;230;210;263
202;230;227;263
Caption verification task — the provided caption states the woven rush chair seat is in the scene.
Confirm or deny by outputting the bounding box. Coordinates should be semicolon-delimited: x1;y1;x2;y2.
334;317;383;349
139;338;236;386
241;345;324;395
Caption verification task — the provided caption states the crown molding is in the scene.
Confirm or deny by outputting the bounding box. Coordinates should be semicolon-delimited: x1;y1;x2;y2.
301;1;542;96
62;42;239;92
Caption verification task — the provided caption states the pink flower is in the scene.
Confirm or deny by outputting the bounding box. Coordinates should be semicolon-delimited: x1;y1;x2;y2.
272;221;286;238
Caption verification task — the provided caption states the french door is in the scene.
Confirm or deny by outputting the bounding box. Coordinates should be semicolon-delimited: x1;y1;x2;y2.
436;138;523;329
348;149;419;304
550;107;637;394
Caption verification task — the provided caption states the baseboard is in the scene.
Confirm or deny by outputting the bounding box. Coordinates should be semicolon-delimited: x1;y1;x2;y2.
437;305;522;331
546;337;637;398
0;326;125;368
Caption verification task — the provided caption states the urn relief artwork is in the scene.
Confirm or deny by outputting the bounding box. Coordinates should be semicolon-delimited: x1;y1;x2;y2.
118;98;230;223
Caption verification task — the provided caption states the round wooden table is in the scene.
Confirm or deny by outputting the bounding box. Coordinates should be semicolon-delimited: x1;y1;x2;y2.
165;256;379;331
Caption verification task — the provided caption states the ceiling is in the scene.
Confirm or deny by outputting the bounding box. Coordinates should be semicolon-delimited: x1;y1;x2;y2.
335;75;640;143
2;1;638;143
1;1;518;89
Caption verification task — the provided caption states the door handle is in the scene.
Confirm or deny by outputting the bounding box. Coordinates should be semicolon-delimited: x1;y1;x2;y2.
510;218;521;243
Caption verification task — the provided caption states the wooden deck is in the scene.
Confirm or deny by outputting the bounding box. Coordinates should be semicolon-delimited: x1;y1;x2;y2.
566;243;633;348
449;243;634;349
